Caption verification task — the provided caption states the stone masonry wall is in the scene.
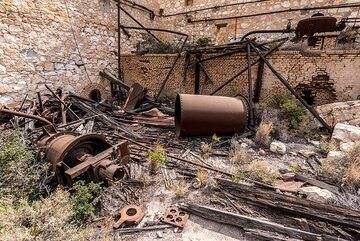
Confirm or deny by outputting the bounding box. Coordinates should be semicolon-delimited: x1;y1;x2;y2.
158;0;360;44
0;0;159;104
120;50;360;105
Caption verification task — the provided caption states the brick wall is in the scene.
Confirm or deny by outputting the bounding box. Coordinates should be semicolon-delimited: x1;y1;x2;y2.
121;50;360;105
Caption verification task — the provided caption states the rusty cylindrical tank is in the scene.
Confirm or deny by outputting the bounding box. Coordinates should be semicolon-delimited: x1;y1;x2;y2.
175;94;248;137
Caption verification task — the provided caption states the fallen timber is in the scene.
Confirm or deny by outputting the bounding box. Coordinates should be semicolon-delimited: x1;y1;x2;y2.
181;204;347;241
216;178;360;231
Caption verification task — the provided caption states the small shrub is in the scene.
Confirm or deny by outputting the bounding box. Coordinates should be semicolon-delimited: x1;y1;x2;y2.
271;94;306;129
201;142;213;154
136;36;180;54
245;160;279;185
0;130;49;200
319;157;349;183
344;142;360;187
196;37;211;46
345;163;360;188
71;181;103;223
212;134;221;142
255;121;273;146
346;141;360;163
0;189;84;241
145;145;169;174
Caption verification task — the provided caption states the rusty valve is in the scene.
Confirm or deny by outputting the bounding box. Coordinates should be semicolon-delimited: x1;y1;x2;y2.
38;132;130;186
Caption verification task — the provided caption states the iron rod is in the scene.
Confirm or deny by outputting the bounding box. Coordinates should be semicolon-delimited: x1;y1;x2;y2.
210;39;287;95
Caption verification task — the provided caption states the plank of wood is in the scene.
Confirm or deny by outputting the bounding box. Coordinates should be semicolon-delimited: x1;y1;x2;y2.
181;204;346;241
295;173;339;194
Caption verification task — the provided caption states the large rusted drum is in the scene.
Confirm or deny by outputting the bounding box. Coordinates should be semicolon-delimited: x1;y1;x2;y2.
175;94;248;137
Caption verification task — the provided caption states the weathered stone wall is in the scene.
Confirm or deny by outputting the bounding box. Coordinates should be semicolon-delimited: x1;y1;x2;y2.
121;50;360;105
157;0;359;44
0;0;159;104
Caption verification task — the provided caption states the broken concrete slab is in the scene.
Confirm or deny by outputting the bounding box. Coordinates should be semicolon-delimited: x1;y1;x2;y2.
316;100;360;126
331;123;360;143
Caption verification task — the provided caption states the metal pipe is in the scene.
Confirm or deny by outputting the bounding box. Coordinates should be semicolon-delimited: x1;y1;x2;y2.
240;29;293;42
210;38;287;95
190;3;360;23
246;43;255;128
249;42;333;133
0;106;54;127
119;6;162;43
175;94;248;137
162;0;268;17
120;25;188;37
18;93;28;111
119;0;156;19
37;92;44;114
254;60;265;103
194;54;201;94
118;1;122;80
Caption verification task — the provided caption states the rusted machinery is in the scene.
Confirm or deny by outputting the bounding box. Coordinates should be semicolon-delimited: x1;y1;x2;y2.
296;16;337;39
175;94;248;137
38;132;130;186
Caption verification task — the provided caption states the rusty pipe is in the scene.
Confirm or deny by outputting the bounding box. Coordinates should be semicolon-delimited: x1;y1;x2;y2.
175;94;248;137
0;106;54;127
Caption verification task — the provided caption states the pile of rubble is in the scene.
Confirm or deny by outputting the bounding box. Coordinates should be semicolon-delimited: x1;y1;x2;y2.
0;67;359;240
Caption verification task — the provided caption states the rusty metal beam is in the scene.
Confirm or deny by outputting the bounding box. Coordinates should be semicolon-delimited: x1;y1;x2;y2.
189;3;360;23
0;106;54;127
210;38;287;95
119;6;162;43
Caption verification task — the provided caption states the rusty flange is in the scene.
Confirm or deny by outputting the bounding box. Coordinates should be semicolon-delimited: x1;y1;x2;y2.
161;206;189;228
113;205;145;229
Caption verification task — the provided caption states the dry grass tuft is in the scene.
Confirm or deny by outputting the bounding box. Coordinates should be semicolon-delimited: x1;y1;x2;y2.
319;157;348;182
319;140;339;154
232;147;250;165
344;142;360;187
174;179;186;198
246;160;279;185
345;163;360;187
196;169;209;185
0;189;84;241
347;141;360;163
255;121;273;146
